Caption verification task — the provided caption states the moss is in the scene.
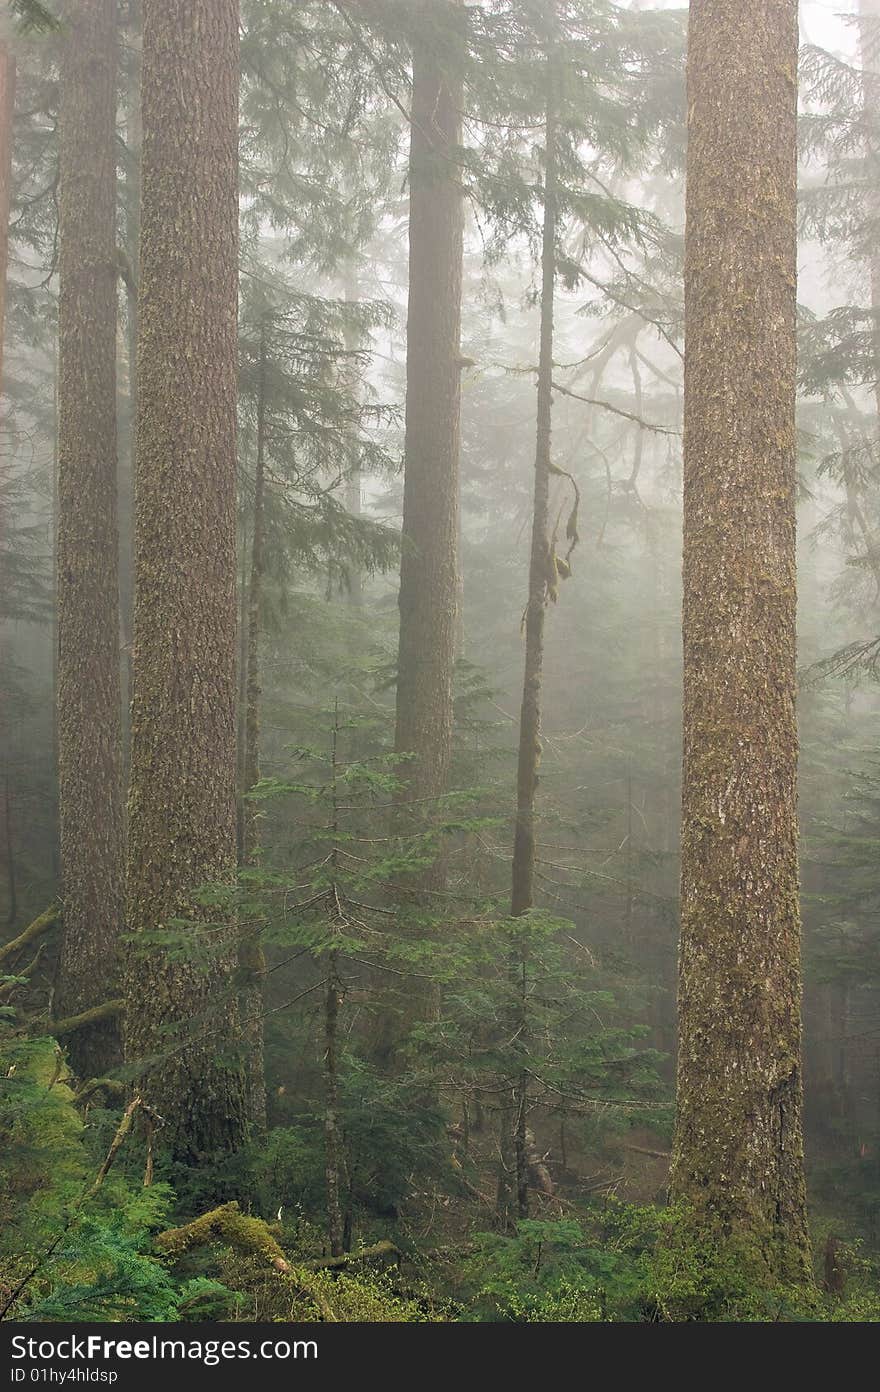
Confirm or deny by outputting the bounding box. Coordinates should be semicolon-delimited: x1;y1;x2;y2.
156;1201;290;1271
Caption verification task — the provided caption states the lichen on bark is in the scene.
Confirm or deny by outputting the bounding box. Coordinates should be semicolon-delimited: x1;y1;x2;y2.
124;0;248;1160
671;0;812;1286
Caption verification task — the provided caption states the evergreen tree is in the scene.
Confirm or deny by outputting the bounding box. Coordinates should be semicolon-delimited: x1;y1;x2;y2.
394;0;465;813
55;0;123;1078
125;0;248;1158
671;0;811;1284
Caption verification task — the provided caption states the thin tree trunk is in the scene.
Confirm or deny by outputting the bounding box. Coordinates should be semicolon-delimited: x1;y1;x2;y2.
324;947;343;1257
4;768;16;928
343;263;363;607
859;0;880;428
671;0;811;1283
0;42;14;407
501;17;559;1226
125;0;247;1158
510;36;557;923
394;0;464;810
55;0;123;1079
240;315;267;1134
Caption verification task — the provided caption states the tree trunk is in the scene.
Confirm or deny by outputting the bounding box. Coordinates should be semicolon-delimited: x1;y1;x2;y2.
55;0;123;1079
119;0;141;778
240;315;267;1134
859;0;880;427
394;0;464;809
343;264;363;607
0;41;14;407
125;0;247;1159
671;0;811;1283
498;19;560;1228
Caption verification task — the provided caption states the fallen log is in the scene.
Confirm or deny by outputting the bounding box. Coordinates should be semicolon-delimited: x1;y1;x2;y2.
156;1201;290;1273
304;1240;399;1271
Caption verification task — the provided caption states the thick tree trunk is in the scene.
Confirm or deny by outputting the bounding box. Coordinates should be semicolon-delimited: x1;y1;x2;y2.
671;0;811;1283
119;0;141;777
394;0;464;809
125;0;247;1158
55;0;123;1079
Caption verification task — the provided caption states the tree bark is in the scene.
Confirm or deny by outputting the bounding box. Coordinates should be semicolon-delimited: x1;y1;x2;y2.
0;41;15;406
671;0;811;1283
125;0;247;1158
55;0;124;1079
859;0;880;427
394;0;464;809
502;18;559;1227
240;314;267;1134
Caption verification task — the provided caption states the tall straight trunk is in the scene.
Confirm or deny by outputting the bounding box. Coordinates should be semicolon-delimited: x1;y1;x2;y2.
501;24;559;1229
511;55;557;922
859;0;880;427
0;42;14;406
240;315;267;1133
394;0;464;808
125;0;247;1158
671;0;811;1282
324;708;344;1257
119;0;141;776
343;264;363;607
55;0;123;1079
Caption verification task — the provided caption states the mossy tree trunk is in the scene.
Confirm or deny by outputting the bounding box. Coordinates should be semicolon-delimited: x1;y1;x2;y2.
394;0;464;812
55;0;123;1079
125;0;247;1159
671;0;811;1284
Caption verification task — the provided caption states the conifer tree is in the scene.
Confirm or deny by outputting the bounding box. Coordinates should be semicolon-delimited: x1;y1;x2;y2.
671;0;811;1283
394;0;464;811
125;0;248;1157
55;0;123;1078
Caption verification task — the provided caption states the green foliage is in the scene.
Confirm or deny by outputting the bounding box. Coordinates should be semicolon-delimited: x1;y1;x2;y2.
0;1032;226;1323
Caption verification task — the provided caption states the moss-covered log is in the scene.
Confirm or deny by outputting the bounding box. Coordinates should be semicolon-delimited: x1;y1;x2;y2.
156;1202;290;1272
50;998;124;1038
0;904;60;967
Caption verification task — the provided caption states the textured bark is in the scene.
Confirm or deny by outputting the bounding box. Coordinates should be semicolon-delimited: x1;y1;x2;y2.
55;0;124;1079
119;0;141;775
394;0;464;808
125;0;247;1158
671;0;811;1282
